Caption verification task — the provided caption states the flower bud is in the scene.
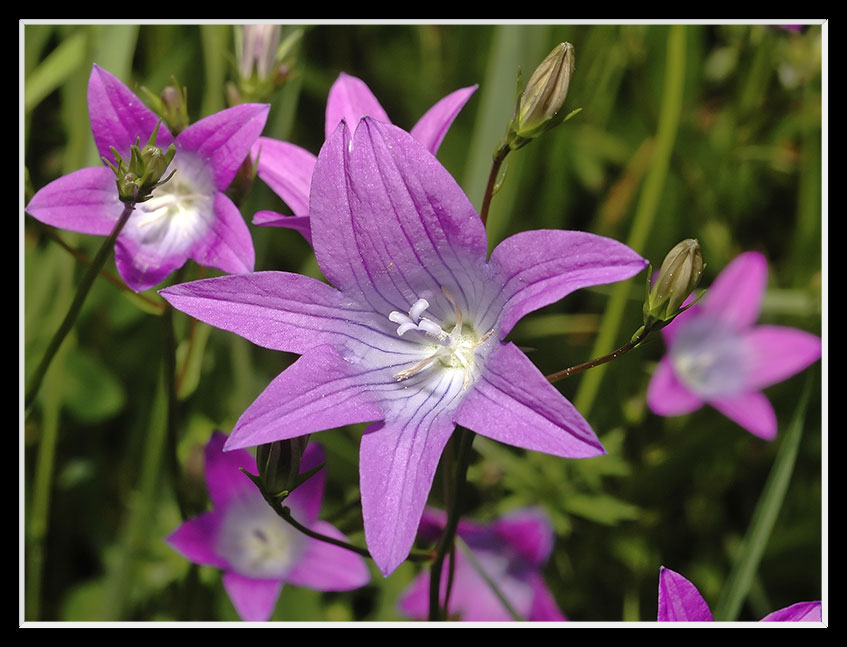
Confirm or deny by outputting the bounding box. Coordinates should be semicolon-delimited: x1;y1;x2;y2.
256;435;310;499
103;120;177;204
643;238;704;326
508;42;576;150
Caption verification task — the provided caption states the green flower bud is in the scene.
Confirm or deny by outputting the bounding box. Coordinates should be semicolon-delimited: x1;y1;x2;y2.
643;238;705;327
507;42;577;150
103;120;177;204
256;435;311;499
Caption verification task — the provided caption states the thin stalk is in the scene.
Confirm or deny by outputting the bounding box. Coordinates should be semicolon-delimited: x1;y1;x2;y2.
429;427;475;620
479;145;509;227
573;25;686;417
275;504;434;564
25;202;135;409
546;328;648;383
713;375;813;621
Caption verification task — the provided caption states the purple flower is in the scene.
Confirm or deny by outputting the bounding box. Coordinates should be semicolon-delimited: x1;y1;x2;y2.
398;508;567;621
658;566;821;622
25;65;269;292
160;116;647;576
647;251;821;440
250;71;477;243
167;432;370;621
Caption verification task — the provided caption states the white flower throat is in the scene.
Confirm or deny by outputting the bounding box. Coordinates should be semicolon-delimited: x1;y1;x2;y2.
388;287;493;389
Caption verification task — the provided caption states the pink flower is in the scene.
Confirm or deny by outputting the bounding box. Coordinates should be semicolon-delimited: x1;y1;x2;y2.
647;251;821;440
26;65;269;292
658;566;821;622
249;71;477;244
398;508;566;621
167;432;370;621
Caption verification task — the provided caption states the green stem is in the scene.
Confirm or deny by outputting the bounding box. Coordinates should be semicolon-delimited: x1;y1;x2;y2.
573;25;686;417
25;201;136;409
712;375;813;621
546;328;648;383
275;504;434;564
429;427;475;620
479;145;509;227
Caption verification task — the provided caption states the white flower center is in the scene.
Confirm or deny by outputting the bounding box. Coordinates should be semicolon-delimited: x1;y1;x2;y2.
670;315;750;398
216;496;301;579
128;152;215;253
388;287;493;390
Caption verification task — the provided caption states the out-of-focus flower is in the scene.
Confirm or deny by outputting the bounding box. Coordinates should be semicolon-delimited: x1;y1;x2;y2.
25;65;268;292
398;508;566;621
167;432;370;621
658;566;821;622
160;118;647;576
249;71;478;243
647;251;821;440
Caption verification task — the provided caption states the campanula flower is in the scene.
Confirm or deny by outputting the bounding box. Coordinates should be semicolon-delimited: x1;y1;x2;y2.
25;65;269;292
647;251;821;440
250;71;477;243
658;566;821;622
160;117;647;576
398;508;566;621
167;432;370;621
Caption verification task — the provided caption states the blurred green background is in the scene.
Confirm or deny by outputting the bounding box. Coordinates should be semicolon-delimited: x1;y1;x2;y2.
23;22;823;622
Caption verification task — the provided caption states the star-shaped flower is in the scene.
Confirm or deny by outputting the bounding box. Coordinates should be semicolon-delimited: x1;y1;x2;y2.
249;71;477;243
398;507;566;621
160;117;647;576
167;432;370;621
658;566;821;622
26;64;269;292
647;251;821;440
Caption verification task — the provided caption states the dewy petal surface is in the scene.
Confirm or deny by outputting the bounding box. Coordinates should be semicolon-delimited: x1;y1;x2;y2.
324;72;392;140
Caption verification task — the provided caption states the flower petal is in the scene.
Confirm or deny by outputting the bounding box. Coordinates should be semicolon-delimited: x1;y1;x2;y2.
454;342;605;459
310;118;488;318
759;601;821;622
166;511;228;570
285;520;371;591
252;211;313;244
114;227;188;293
742;325;821;391
252;137;316;218
160;271;379;355
226;344;383;451
702;251;768;329
528;573;567;621
87;64;173;163
359;411;457;576
657;566;714;621
488;229;647;337
493;508;555;568
410;85;477;154
324;72;391;140
221;571;283;622
190;192;255;275
176;103;270;190
646;357;705;417
710;390;778;440
204;431;258;509
25;166;122;235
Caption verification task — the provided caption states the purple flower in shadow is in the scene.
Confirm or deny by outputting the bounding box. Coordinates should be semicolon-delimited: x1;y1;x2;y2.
160;117;647;576
647;251;821;440
658;566;821;622
167;432;370;621
250;71;477;244
25;65;269;292
398;508;566;621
